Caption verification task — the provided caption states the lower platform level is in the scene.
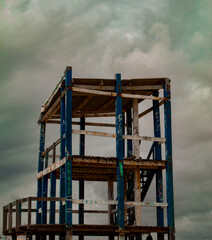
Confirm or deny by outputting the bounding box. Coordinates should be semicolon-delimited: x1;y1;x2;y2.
4;224;169;237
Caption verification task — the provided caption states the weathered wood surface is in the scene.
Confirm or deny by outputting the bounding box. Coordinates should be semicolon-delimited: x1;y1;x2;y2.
139;99;164;118
73;84;163;91
72;129;166;143
36;156;167;180
42;90;65;122
3;224;169;236
71;87;164;101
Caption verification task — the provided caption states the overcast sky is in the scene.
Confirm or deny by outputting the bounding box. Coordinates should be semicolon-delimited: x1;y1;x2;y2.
0;1;212;239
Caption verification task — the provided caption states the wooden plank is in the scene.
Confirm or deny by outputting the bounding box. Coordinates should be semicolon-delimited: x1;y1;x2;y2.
42;90;65;122
37;157;66;179
72;129;116;138
3;207;7;234
73;96;93;113
133;99;142;226
139;100;164;118
36;157;166;180
71;87;164;101
8;203;12;231
98;98;114;110
108;178;114;224
72;129;166;143
69;199;168;208
16;200;20;229
47;120;117;127
73;112;116;118
42;76;64;113
42;138;61;157
28;197;32;226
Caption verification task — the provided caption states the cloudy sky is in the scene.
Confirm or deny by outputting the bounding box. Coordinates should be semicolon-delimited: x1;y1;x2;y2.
0;0;212;239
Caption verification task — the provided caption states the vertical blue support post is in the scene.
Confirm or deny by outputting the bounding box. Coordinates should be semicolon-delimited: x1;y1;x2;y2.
79;117;85;240
60;87;66;225
153;91;164;240
36;117;46;224
65;66;73;227
50;143;56;225
41;153;48;224
164;79;175;240
115;73;125;231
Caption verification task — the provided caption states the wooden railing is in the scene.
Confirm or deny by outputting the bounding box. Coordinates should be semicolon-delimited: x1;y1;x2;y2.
3;197;108;234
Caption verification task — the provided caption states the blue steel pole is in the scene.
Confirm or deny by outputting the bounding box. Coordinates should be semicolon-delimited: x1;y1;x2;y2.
65;66;73;227
60;86;66;225
164;79;175;240
59;86;66;240
50;143;56;225
36;117;46;224
115;73;125;230
41;153;48;224
79;117;85;240
153;91;164;240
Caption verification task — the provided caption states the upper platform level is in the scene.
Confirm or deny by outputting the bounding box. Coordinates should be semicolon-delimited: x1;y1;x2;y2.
39;76;168;123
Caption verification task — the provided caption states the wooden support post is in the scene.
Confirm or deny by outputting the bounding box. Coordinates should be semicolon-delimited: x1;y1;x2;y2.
26;233;32;240
65;66;73;226
164;79;175;240
108;178;114;225
12;235;17;240
123;112;125;157
153;91;164;240
115;73;125;238
8;203;12;232
36;117;46;224
41;152;48;225
79;117;85;240
50;143;56;228
3;206;7;235
133;99;142;228
66;229;72;240
60;86;66;227
28;197;32;226
124;175;128;225
127;108;133;158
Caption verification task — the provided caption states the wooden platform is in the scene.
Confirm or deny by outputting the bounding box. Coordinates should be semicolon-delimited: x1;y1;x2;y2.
4;224;169;236
36;155;167;181
39;77;167;122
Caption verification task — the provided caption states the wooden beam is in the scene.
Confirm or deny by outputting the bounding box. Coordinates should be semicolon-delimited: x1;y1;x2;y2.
42;90;65;122
139;100;164;118
133;99;142;226
73;112;116;118
47;120;117;127
108;178;114;225
71;87;164;101
36;157;167;180
73;96;93;113
28;197;32;226
8;203;12;232
72;129;166;143
98;98;114;110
